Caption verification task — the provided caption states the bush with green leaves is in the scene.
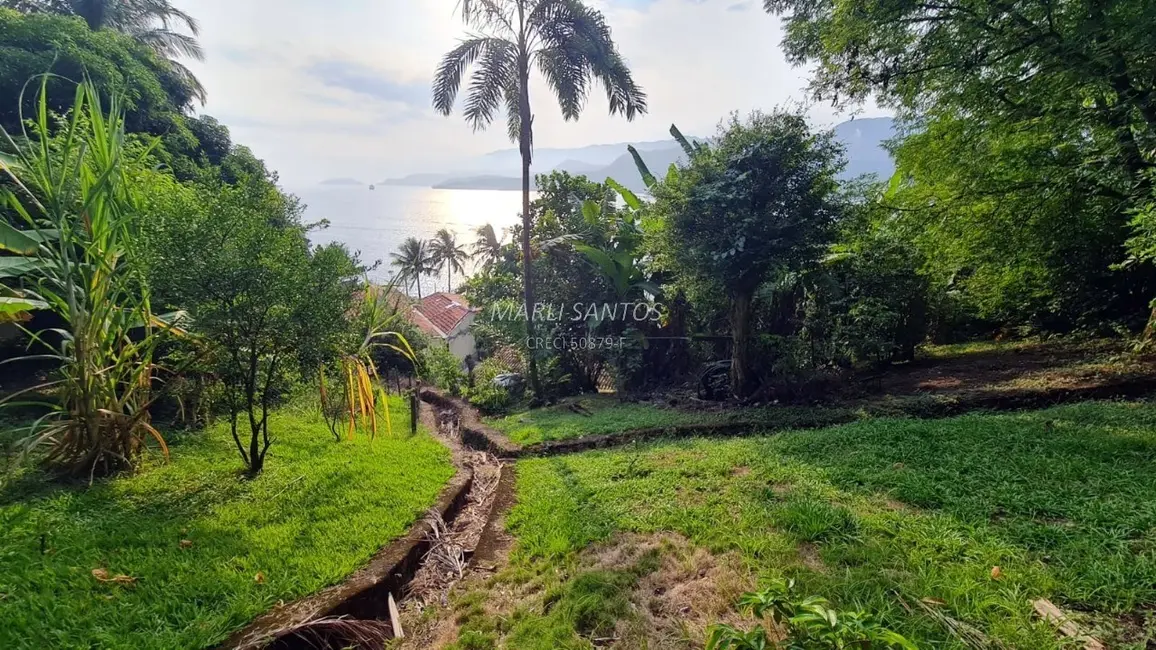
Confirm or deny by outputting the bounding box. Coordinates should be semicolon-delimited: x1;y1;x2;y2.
466;357;513;414
707;580;914;650
421;343;465;396
138;166;361;474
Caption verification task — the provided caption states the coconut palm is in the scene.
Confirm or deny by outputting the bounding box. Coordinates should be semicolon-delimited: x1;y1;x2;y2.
432;0;647;399
471;223;505;272
390;237;435;299
2;0;206;102
429;228;469;293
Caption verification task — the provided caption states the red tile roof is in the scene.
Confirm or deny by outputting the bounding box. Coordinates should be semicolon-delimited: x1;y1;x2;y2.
411;293;475;338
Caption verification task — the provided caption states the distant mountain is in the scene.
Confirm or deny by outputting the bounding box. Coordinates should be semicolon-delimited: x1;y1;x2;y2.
375;117;896;192
432;175;534;191
379;173;452;186
475;138;693;175
598;145;689;191
320;177;364;186
551;159;604;175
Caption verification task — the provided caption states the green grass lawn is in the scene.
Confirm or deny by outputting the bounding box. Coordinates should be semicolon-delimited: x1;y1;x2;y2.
0;397;454;650
487;396;850;446
451;401;1156;648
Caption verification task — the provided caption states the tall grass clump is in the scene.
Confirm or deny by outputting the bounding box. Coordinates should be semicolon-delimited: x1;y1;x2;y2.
0;79;179;478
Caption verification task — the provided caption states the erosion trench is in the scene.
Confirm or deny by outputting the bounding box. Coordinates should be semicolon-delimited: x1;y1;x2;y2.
217;396;511;650
220;372;1156;649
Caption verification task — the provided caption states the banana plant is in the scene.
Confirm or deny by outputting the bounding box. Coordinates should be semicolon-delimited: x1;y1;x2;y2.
571;178;660;301
0;157;53;322
626;123;702;191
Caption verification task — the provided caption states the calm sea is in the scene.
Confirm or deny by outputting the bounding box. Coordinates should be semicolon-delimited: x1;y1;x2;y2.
297;185;527;298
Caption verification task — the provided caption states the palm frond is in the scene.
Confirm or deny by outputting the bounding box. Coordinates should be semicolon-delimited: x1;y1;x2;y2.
531;0;646;120
131;26;204;60
463;38;515;131
459;0;514;32
536;43;588;121
163;57;206;105
433;36;498;116
501;73;526;148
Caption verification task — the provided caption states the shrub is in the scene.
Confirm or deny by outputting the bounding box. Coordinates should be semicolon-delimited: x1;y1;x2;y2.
1;82;178;477
422;344;465;396
707;581;914;650
467;357;513;414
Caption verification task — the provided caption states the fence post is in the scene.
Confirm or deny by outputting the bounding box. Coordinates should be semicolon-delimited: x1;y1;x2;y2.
410;384;419;435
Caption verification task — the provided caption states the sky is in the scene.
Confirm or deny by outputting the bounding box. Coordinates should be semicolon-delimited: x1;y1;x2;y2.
172;0;889;189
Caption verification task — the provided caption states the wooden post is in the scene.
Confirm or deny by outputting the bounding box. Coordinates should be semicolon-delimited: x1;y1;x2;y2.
410;386;419;435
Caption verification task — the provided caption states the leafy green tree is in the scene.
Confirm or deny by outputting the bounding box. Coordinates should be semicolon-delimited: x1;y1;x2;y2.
764;0;1156;187
889;115;1154;332
432;0;648;401
764;0;1156;333
390;236;435;299
655;111;844;398
3;0;205;100
0;9;197;133
429;227;469;292
184;114;230;165
140;170;356;474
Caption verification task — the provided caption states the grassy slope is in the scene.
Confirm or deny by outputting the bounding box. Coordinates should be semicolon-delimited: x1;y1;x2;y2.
464;402;1156;648
0;398;454;650
487;396;848;446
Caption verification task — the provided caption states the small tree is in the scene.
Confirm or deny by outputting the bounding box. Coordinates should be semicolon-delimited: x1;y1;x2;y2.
144;174;357;473
656;111;844;398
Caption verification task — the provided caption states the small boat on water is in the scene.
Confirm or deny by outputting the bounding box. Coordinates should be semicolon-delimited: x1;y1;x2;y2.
369;184;376;190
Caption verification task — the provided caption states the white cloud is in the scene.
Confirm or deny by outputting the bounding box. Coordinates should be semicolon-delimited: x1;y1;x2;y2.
174;0;888;189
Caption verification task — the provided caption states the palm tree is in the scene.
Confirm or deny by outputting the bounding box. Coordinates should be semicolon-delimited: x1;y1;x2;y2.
390;237;435;299
471;223;505;272
2;0;206;102
428;228;470;293
432;0;647;399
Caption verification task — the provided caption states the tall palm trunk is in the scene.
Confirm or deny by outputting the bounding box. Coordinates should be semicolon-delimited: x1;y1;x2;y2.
517;46;542;401
446;264;452;293
76;0;107;29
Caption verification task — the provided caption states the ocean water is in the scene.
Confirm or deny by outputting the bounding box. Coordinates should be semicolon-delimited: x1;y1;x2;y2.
297;185;527;298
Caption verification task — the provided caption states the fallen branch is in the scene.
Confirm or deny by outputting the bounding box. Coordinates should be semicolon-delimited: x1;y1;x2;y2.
1031;599;1105;650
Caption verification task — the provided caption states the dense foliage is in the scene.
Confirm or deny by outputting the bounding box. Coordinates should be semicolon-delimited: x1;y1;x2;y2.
139;172;361;474
764;0;1156;333
655;111;845;397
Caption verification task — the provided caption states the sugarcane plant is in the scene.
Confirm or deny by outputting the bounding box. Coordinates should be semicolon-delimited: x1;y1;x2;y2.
319;277;417;441
0;79;183;478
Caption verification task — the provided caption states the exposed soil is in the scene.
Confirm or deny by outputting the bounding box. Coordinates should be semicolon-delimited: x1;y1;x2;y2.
393;466;518;650
590;533;759;649
860;340;1153;399
397;402;506;617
